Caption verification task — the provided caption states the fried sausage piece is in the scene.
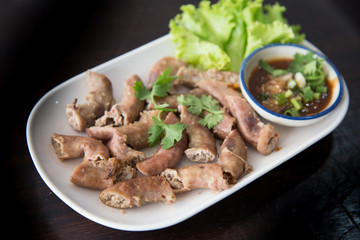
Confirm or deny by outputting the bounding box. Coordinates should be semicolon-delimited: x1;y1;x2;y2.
225;95;280;155
96;74;145;127
178;105;217;163
197;80;240;107
148;56;187;88
66;70;116;132
161;163;230;193
198;80;279;155
86;126;145;162
115;110;163;150
51;133;109;161
71;158;116;190
99;176;176;209
136;112;187;176
218;129;252;184
175;67;239;88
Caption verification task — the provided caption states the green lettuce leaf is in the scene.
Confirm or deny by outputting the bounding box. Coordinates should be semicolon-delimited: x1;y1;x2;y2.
169;0;305;72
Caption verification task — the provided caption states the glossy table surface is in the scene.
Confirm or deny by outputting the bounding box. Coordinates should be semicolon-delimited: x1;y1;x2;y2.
2;0;359;239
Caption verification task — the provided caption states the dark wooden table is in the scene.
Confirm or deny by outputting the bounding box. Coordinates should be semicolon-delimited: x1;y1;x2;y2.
2;0;359;239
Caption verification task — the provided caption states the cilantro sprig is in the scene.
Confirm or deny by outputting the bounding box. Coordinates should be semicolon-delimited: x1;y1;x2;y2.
134;68;177;112
133;68;186;149
177;94;224;129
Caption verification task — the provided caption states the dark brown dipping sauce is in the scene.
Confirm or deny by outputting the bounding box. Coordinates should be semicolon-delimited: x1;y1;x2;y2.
249;58;332;117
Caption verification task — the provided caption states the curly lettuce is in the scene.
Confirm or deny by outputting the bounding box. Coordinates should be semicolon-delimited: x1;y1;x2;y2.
169;0;305;72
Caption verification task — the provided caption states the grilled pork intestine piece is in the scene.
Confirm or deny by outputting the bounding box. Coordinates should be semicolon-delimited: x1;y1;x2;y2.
148;56;187;88
115;110;164;150
197;80;240;107
178;105;217;163
226;95;280;155
86;126;145;162
175;66;239;88
96;74;145;127
136;112;187;176
70;157;137;190
66;70;116;132
100;176;176;209
198;80;280;155
51;133;110;161
161;163;230;193
218;129;252;184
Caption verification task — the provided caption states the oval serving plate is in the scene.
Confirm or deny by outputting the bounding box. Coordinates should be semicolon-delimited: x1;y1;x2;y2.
26;34;349;231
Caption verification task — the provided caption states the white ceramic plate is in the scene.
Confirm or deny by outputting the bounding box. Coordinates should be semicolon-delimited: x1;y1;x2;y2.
26;34;349;231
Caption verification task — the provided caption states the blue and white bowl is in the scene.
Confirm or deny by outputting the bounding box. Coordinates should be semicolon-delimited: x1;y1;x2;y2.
239;43;343;127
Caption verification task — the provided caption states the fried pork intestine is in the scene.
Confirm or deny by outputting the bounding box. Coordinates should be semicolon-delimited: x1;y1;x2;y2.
51;134;136;190
197;80;280;155
136;112;187;176
66;70;116;132
96;74;145;127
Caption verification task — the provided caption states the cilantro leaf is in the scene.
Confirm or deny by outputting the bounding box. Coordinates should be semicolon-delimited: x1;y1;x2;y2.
147;116;186;149
147;119;165;148
161;122;187;149
151;68;178;97
198;113;223;129
176;94;202;115
303;60;317;75
177;94;224;129
133;81;151;101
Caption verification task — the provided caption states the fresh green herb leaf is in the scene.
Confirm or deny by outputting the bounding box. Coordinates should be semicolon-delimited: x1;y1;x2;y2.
301;86;314;102
177;94;224;129
134;68;185;149
147;116;186;149
303;60;317;75
199;112;223;129
176;94;203;116
147;120;164;148
161;122;187;149
284;108;299;116
151;68;177;98
133;81;151;101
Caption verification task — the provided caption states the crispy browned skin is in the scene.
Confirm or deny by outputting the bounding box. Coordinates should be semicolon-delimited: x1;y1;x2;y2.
96;74;145;127
136;112;187;176
99;176;176;208
198;80;279;155
197;80;240;107
175;67;239;88
51;133;110;161
70;157;119;190
178;105;217;163
86;126;145;162
161;163;230;193
225;95;280;155
66;70;116;132
218;129;252;184
148;56;187;88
